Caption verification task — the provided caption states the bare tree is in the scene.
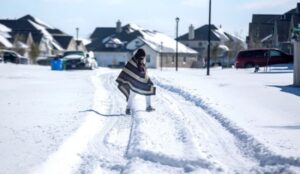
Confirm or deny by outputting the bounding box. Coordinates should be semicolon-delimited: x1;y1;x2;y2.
29;43;40;64
210;43;220;65
12;34;26;56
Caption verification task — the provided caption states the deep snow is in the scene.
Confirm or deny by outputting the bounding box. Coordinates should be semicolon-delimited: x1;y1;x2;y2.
0;63;300;174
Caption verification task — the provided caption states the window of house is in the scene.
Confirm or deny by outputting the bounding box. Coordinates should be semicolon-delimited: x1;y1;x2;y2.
198;42;202;47
172;56;175;63
183;57;186;64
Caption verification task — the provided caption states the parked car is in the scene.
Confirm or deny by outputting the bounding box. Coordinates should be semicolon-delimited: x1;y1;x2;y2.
235;49;293;68
62;51;97;70
0;50;29;64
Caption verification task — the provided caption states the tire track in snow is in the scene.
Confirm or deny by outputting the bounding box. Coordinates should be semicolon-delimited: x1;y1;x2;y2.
31;71;131;174
31;72;116;174
124;89;223;172
76;72;132;174
158;87;263;173
153;78;300;170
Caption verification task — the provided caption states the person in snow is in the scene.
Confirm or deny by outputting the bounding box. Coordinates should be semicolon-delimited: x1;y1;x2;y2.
116;48;156;115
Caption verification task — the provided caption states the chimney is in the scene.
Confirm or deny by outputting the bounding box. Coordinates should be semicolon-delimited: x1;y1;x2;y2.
116;20;122;33
188;24;195;40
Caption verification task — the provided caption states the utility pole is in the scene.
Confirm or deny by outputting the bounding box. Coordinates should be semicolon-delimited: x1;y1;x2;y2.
206;0;212;76
175;17;180;71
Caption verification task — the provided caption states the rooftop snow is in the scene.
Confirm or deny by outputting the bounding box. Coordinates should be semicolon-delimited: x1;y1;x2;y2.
261;34;273;42
0;23;11;33
33;17;54;29
213;28;230;42
29;20;63;51
0;35;13;48
125;25;198;54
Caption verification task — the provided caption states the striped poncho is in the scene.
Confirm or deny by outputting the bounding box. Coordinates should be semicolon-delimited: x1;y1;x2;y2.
116;58;156;100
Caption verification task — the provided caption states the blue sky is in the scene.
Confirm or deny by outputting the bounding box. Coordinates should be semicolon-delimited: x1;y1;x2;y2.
0;0;298;40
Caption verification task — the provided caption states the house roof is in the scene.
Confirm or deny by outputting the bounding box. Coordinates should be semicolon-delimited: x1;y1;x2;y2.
18;15;37;22
86;38;129;52
46;28;66;35
0;15;72;51
32;33;44;44
0;20;48;45
110;25;143;43
88;23;198;54
252;14;281;24
18;14;54;29
0;20;37;32
87;25;143;52
90;27;115;40
177;24;221;41
53;35;73;49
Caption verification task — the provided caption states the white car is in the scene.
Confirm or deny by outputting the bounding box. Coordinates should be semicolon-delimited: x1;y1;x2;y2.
62;51;98;70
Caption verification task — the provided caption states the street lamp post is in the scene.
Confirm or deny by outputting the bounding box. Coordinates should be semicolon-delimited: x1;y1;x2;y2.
76;27;79;51
175;17;180;71
206;0;211;76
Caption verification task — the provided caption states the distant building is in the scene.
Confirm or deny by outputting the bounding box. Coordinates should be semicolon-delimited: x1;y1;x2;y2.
0;14;85;60
247;3;300;54
178;24;245;67
87;20;198;68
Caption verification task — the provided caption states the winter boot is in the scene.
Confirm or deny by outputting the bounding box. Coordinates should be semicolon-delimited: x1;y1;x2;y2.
125;108;131;115
146;106;155;112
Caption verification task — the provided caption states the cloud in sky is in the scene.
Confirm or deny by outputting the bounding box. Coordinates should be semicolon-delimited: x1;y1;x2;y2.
241;0;296;10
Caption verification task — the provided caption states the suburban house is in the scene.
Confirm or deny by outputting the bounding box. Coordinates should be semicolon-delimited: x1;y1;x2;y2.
177;24;245;67
48;28;86;53
247;3;300;54
0;14;85;61
87;21;198;68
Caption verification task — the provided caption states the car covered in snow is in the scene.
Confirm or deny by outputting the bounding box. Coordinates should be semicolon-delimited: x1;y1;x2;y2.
62;51;98;70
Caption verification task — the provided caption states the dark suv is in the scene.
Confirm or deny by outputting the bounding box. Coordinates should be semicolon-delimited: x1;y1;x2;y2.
235;49;293;68
0;50;29;64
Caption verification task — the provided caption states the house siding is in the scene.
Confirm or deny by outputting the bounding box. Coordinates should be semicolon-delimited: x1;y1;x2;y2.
94;52;131;67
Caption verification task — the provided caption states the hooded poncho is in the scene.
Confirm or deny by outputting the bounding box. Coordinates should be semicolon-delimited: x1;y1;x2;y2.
116;58;156;100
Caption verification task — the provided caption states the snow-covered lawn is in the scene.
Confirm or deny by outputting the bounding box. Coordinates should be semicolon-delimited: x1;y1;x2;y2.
0;63;299;173
0;64;95;174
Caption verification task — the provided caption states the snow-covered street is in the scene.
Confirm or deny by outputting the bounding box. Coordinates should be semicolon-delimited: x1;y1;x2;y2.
1;64;300;174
